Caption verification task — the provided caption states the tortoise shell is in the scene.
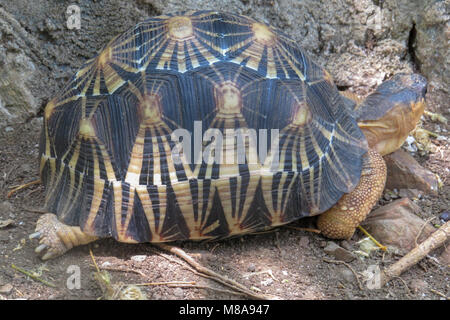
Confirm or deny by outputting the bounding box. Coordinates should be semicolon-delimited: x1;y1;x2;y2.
40;11;367;243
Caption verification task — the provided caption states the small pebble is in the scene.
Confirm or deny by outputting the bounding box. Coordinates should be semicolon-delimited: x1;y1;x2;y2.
131;255;147;262
0;284;13;295
247;263;256;272
409;279;428;293
173;287;184;298
439;211;450;223
324;241;355;262
338;267;355;283
260;278;273;286
299;236;309;247
0;201;14;214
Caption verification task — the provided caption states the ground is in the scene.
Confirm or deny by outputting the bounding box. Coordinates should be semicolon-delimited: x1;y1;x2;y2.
0;92;448;300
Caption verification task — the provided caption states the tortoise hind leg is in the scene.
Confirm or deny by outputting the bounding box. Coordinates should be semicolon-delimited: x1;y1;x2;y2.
317;149;386;239
30;213;98;260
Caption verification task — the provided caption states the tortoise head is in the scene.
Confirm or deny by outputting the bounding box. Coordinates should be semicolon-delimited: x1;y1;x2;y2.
350;73;427;156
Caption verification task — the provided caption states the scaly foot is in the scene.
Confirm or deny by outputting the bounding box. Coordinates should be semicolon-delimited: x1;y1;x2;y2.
30;213;98;260
317;149;387;239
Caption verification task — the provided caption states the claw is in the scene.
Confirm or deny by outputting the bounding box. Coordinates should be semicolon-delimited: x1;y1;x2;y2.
41;251;56;261
29;232;41;240
35;244;48;253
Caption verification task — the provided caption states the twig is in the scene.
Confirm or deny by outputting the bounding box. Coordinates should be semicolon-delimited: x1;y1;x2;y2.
7;179;41;198
358;226;387;251
381;221;450;286
323;258;363;290
11;264;56;288
20;207;48;214
283;226;321;234
154;243;281;300
95;265;147;278
430;289;449;300
171;283;251;297
136;281;196;286
414;217;435;248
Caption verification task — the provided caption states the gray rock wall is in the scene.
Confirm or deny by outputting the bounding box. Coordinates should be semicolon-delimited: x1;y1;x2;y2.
0;0;448;126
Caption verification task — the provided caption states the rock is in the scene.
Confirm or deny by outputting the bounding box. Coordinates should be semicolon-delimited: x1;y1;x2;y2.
439;211;450;223
415;0;450;94
130;255;146;262
173;287;184;298
0;284;13;295
398;188;422;199
247;263;256;272
323;242;356;262
339;240;352;251
0;219;14;229
0;8;43;125
0;201;14;214
361;198;437;253
338;267;356;283
384;149;439;195
299;236;310;248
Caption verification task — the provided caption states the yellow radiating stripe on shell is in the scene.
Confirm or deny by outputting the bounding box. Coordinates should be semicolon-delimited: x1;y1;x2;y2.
136;185;167;242
177;41;187;72
266;46;277;78
125;126;146;186
150;133;162;185
113;182;138;243
299;134;309;170
156;40;176;69
273;48;289;78
161;135;179;183
84;144;104;232
97;142;117;181
174;180;215;240
141;36;170;68
186;40;200;68
191;38;219;64
276;42;305;80
93;68;102;96
103;64;125;94
309;166;316;209
310;129;325;160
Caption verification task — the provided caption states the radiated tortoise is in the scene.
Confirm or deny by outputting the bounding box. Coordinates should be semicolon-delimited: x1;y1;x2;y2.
31;11;427;260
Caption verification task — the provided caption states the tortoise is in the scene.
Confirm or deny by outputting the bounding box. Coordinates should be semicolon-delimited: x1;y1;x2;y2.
31;11;427;260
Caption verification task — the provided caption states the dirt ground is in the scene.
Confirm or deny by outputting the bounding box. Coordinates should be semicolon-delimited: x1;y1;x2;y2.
0;89;448;301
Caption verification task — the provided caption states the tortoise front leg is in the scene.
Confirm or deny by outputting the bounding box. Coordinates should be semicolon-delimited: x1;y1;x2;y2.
317;149;386;239
30;213;98;260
